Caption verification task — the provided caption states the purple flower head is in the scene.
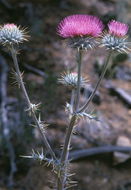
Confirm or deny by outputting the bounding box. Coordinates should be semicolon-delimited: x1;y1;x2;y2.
108;20;129;37
57;14;104;38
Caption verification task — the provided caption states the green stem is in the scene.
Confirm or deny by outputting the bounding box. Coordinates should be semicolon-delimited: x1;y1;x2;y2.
78;51;112;113
10;46;56;161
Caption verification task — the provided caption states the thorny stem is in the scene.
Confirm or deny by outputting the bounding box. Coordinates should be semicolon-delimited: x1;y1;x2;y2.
60;50;82;163
60;115;76;164
10;46;57;161
57;50;82;190
57;115;77;190
78;51;112;113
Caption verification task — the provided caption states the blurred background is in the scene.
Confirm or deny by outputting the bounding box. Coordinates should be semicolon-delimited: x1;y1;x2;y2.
0;0;131;190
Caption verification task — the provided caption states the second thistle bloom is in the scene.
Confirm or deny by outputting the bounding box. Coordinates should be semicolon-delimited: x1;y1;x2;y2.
0;24;27;46
100;20;130;53
108;20;129;37
57;14;104;50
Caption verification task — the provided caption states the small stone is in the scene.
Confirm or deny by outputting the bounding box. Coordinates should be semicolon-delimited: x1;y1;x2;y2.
114;136;131;164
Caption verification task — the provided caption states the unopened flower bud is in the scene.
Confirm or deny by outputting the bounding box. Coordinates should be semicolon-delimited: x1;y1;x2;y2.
0;23;28;46
58;72;88;89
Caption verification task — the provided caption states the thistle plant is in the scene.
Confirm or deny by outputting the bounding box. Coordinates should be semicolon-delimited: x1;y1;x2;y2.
0;16;130;190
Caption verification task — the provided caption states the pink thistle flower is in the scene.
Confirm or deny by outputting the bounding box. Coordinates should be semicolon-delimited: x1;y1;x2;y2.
100;20;130;53
0;23;28;46
108;20;129;37
57;14;104;38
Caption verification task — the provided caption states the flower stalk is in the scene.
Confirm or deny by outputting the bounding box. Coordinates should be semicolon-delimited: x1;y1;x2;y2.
70;89;75;112
10;46;57;161
57;50;82;190
74;49;82;111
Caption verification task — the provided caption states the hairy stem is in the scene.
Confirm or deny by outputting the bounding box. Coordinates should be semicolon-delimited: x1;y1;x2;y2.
10;46;56;161
57;50;82;190
78;51;112;113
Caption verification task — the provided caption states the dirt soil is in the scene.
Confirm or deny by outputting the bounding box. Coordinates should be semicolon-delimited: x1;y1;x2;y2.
0;0;131;190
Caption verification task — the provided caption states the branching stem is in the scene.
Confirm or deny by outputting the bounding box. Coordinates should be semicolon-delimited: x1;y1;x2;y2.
57;51;112;190
10;46;56;161
78;51;112;113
